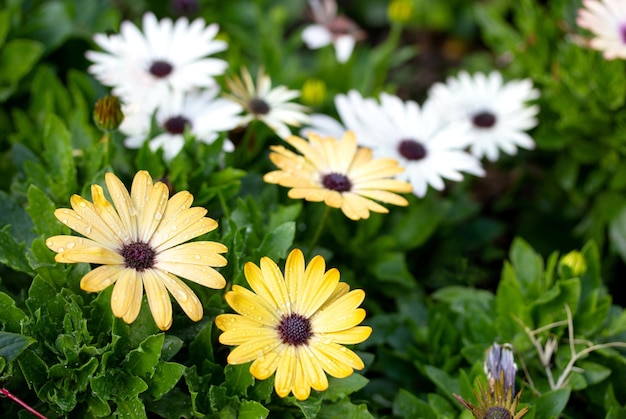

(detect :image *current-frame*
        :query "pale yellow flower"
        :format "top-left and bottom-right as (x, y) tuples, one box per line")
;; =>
(264, 131), (412, 220)
(46, 171), (227, 330)
(215, 248), (371, 400)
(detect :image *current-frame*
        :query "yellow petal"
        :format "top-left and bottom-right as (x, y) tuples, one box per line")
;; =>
(138, 182), (170, 243)
(285, 249), (305, 308)
(320, 326), (372, 345)
(215, 313), (264, 332)
(292, 357), (311, 401)
(121, 278), (143, 324)
(49, 237), (124, 265)
(356, 189), (409, 206)
(226, 336), (282, 365)
(80, 264), (125, 292)
(323, 190), (344, 209)
(142, 269), (173, 330)
(224, 285), (281, 326)
(311, 341), (364, 378)
(249, 351), (281, 380)
(152, 212), (217, 252)
(288, 188), (334, 204)
(311, 290), (366, 332)
(54, 206), (120, 249)
(156, 269), (203, 322)
(156, 241), (228, 267)
(91, 184), (130, 242)
(274, 345), (297, 398)
(299, 345), (328, 392)
(219, 325), (279, 346)
(318, 282), (350, 310)
(156, 262), (226, 289)
(159, 191), (194, 227)
(105, 172), (138, 241)
(298, 260), (340, 318)
(111, 268), (142, 319)
(244, 258), (290, 316)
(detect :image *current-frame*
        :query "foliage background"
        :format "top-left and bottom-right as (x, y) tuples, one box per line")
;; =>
(0, 0), (626, 417)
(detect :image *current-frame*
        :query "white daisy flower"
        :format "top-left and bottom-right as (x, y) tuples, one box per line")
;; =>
(224, 68), (309, 139)
(334, 90), (484, 198)
(576, 0), (626, 60)
(427, 71), (540, 162)
(301, 0), (365, 63)
(86, 12), (228, 108)
(121, 87), (243, 161)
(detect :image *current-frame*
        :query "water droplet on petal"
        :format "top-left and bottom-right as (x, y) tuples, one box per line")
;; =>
(58, 247), (65, 252)
(155, 212), (162, 220)
(66, 241), (76, 249)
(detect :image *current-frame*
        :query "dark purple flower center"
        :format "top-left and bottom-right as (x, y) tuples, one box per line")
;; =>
(398, 139), (427, 160)
(322, 172), (352, 192)
(172, 0), (199, 15)
(121, 242), (156, 271)
(164, 116), (191, 135)
(149, 60), (174, 78)
(472, 111), (497, 128)
(249, 98), (271, 115)
(621, 24), (626, 43)
(485, 406), (512, 419)
(277, 313), (312, 346)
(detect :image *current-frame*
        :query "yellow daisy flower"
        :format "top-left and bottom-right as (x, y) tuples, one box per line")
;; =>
(46, 171), (227, 330)
(215, 248), (372, 400)
(263, 131), (413, 220)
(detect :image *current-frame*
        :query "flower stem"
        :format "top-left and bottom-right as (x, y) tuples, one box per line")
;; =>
(307, 205), (330, 258)
(0, 388), (48, 419)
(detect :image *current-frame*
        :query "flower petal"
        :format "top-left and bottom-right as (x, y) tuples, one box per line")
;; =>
(111, 268), (142, 320)
(142, 269), (173, 330)
(156, 241), (227, 267)
(48, 236), (124, 265)
(249, 351), (281, 380)
(224, 285), (281, 326)
(157, 269), (203, 322)
(244, 258), (290, 315)
(320, 326), (372, 345)
(310, 341), (364, 378)
(80, 264), (125, 292)
(226, 336), (282, 365)
(156, 261), (226, 289)
(274, 345), (297, 398)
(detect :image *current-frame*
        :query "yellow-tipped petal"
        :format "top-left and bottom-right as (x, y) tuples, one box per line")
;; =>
(219, 325), (279, 346)
(245, 258), (290, 315)
(105, 172), (138, 241)
(153, 214), (217, 252)
(299, 345), (329, 392)
(143, 269), (173, 330)
(215, 313), (264, 332)
(156, 262), (226, 289)
(274, 345), (297, 398)
(224, 286), (281, 326)
(53, 206), (120, 249)
(156, 241), (228, 267)
(250, 351), (281, 380)
(111, 269), (141, 319)
(313, 341), (365, 377)
(226, 337), (282, 365)
(80, 264), (125, 292)
(285, 249), (305, 306)
(321, 326), (372, 345)
(138, 182), (170, 243)
(292, 358), (311, 401)
(121, 277), (143, 324)
(299, 261), (340, 317)
(311, 290), (366, 332)
(51, 238), (123, 265)
(157, 269), (203, 322)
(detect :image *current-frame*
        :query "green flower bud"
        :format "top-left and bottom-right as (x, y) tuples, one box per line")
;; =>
(94, 95), (124, 132)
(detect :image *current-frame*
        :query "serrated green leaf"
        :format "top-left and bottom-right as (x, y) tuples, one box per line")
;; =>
(0, 331), (35, 363)
(237, 399), (269, 419)
(115, 396), (147, 418)
(0, 190), (36, 245)
(256, 221), (295, 261)
(125, 334), (165, 379)
(90, 370), (149, 401)
(146, 361), (186, 400)
(0, 292), (27, 332)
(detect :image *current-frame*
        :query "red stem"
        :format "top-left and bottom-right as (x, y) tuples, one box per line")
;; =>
(0, 388), (48, 419)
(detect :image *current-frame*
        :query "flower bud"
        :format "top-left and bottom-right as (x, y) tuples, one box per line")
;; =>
(93, 95), (124, 132)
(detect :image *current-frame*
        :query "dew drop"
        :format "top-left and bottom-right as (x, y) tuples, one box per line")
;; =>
(84, 225), (92, 234)
(194, 254), (201, 260)
(62, 218), (69, 224)
(155, 212), (162, 220)
(58, 247), (65, 252)
(66, 241), (76, 249)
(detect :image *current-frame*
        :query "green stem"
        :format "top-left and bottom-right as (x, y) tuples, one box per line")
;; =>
(307, 205), (331, 259)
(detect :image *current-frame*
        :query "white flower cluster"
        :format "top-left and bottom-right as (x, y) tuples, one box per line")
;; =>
(303, 71), (540, 198)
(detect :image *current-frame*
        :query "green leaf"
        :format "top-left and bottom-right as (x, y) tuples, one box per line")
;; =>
(423, 365), (459, 404)
(0, 189), (37, 245)
(0, 292), (27, 332)
(125, 334), (165, 379)
(495, 264), (532, 341)
(0, 10), (9, 48)
(0, 225), (33, 274)
(392, 389), (437, 418)
(237, 399), (269, 419)
(41, 113), (77, 198)
(317, 398), (374, 418)
(90, 370), (149, 401)
(225, 363), (255, 397)
(146, 361), (186, 400)
(322, 373), (369, 402)
(509, 237), (544, 296)
(256, 221), (295, 262)
(27, 184), (64, 236)
(0, 39), (44, 84)
(115, 397), (147, 418)
(0, 331), (35, 364)
(371, 251), (415, 290)
(534, 388), (570, 419)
